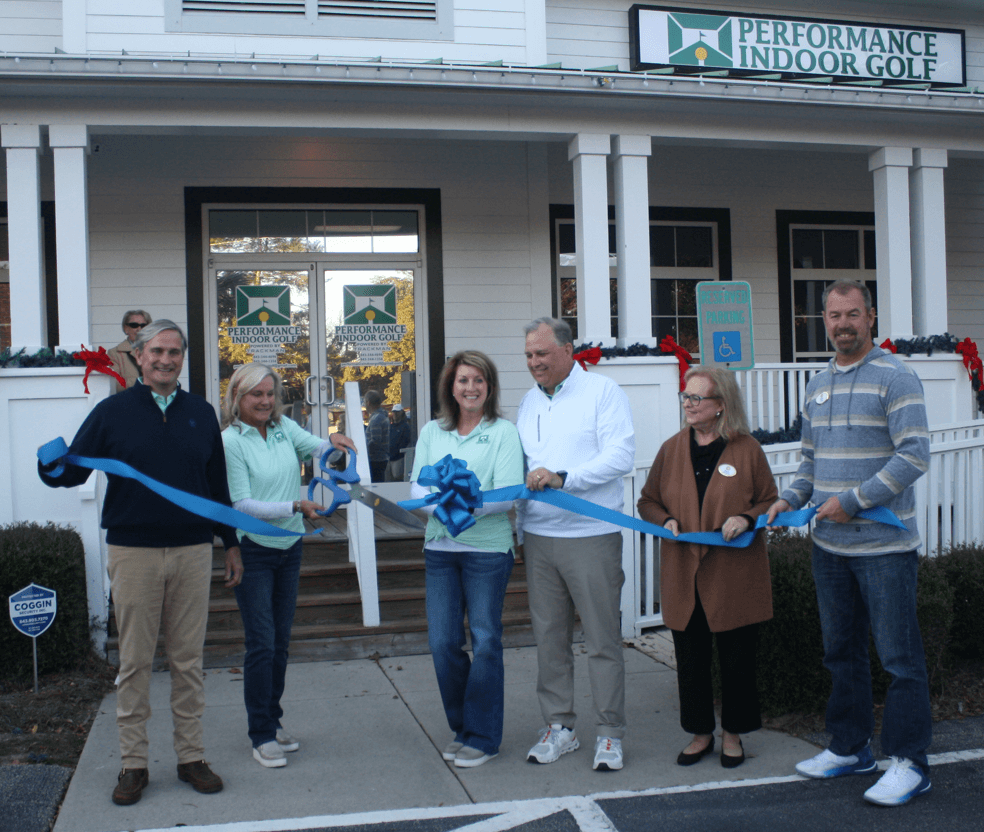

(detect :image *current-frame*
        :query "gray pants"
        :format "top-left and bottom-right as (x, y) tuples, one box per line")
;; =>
(524, 531), (626, 740)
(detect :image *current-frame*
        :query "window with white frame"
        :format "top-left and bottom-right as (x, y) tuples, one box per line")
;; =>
(554, 218), (719, 355)
(790, 225), (877, 361)
(165, 0), (453, 40)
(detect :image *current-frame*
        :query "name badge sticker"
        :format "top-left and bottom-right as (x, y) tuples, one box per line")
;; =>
(816, 391), (830, 404)
(718, 464), (737, 477)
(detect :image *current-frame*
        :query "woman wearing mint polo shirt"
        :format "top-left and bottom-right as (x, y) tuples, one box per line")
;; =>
(221, 363), (354, 770)
(409, 350), (524, 768)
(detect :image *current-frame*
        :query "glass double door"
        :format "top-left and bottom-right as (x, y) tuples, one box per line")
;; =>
(212, 260), (420, 490)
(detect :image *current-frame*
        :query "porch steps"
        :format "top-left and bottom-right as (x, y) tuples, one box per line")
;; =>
(105, 534), (535, 668)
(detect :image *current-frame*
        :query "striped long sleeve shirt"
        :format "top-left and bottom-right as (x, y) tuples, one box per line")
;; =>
(781, 347), (929, 555)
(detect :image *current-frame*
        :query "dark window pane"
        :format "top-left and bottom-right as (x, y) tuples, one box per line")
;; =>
(653, 317), (679, 341)
(823, 229), (859, 269)
(676, 280), (699, 316)
(650, 226), (675, 267)
(651, 278), (676, 315)
(677, 318), (700, 355)
(565, 317), (578, 340)
(560, 277), (577, 317)
(258, 210), (308, 238)
(864, 229), (876, 269)
(792, 229), (823, 269)
(609, 278), (618, 316)
(372, 210), (418, 252)
(558, 223), (575, 254)
(675, 227), (713, 267)
(609, 223), (617, 255)
(793, 279), (828, 317)
(210, 210), (257, 238)
(794, 316), (828, 353)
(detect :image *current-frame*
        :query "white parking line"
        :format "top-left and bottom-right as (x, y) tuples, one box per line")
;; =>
(125, 748), (984, 832)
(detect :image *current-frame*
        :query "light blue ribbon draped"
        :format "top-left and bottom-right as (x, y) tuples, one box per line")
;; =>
(37, 436), (359, 539)
(399, 454), (909, 547)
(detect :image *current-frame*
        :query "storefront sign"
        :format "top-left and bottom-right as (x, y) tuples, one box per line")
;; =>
(227, 285), (302, 365)
(696, 281), (754, 370)
(336, 285), (407, 365)
(630, 5), (965, 86)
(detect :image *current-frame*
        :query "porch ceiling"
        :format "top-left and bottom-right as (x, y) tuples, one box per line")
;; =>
(1, 57), (982, 157)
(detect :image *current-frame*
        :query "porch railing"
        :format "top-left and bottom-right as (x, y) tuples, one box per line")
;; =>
(621, 422), (984, 637)
(734, 362), (825, 434)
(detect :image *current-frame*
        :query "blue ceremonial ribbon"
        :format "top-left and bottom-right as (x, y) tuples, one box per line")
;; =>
(399, 456), (909, 547)
(38, 436), (358, 539)
(406, 454), (485, 537)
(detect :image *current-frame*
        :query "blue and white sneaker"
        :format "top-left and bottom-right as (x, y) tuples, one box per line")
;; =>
(795, 744), (877, 779)
(863, 757), (932, 806)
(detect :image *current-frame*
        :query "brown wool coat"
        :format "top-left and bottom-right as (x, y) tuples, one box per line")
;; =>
(105, 339), (141, 394)
(637, 429), (778, 633)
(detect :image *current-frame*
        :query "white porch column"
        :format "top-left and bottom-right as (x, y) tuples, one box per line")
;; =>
(868, 147), (913, 339)
(49, 125), (92, 350)
(612, 135), (654, 347)
(523, 0), (548, 66)
(568, 133), (612, 345)
(909, 148), (948, 336)
(1, 124), (46, 351)
(62, 0), (87, 54)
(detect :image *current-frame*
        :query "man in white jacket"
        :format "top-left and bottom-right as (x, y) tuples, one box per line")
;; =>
(517, 317), (635, 772)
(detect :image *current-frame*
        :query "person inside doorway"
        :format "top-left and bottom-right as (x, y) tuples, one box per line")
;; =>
(106, 309), (152, 393)
(364, 390), (389, 483)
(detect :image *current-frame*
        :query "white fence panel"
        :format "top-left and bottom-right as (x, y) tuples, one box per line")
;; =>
(734, 363), (825, 434)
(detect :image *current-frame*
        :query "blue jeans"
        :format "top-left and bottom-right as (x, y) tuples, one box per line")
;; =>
(425, 547), (514, 755)
(234, 537), (302, 748)
(812, 545), (932, 771)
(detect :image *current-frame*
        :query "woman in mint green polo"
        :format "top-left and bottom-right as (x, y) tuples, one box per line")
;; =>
(409, 350), (524, 769)
(221, 363), (353, 770)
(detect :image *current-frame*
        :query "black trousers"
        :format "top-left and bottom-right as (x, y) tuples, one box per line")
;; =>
(671, 591), (762, 735)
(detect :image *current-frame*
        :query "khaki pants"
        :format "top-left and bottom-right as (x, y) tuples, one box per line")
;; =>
(108, 543), (212, 768)
(524, 532), (626, 740)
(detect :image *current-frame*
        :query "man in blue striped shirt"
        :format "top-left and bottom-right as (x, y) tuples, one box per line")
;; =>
(767, 280), (932, 807)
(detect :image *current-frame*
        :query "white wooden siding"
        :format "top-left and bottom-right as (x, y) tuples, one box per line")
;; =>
(0, 0), (62, 53)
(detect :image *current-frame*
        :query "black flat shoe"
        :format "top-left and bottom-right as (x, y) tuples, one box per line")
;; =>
(677, 737), (715, 766)
(721, 738), (745, 769)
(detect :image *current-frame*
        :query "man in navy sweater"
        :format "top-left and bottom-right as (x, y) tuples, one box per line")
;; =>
(40, 320), (243, 806)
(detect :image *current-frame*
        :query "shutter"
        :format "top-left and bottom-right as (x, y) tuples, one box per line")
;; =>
(318, 1), (437, 21)
(183, 0), (306, 14)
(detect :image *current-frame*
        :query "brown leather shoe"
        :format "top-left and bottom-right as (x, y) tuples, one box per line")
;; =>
(112, 768), (149, 805)
(177, 760), (224, 793)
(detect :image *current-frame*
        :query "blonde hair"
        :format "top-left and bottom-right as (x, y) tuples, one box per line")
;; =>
(683, 366), (751, 442)
(222, 363), (286, 430)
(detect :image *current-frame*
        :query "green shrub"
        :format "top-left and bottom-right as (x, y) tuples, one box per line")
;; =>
(0, 523), (93, 681)
(936, 543), (984, 660)
(756, 530), (829, 716)
(755, 532), (956, 715)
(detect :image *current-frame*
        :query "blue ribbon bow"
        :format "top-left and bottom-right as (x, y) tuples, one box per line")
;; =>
(409, 455), (485, 538)
(400, 457), (909, 547)
(38, 436), (359, 539)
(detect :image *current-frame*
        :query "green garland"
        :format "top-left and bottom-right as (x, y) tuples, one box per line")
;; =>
(0, 347), (86, 369)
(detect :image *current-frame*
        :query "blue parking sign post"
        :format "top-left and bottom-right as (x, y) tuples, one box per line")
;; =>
(9, 583), (58, 693)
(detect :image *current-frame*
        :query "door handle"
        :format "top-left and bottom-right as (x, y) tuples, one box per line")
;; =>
(305, 375), (317, 405)
(321, 376), (336, 405)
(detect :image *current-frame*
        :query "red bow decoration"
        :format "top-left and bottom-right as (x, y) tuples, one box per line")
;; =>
(572, 345), (602, 370)
(956, 337), (983, 382)
(659, 335), (693, 391)
(72, 345), (127, 394)
(879, 338), (898, 354)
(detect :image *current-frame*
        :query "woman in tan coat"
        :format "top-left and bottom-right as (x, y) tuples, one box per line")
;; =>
(638, 367), (777, 769)
(106, 309), (152, 393)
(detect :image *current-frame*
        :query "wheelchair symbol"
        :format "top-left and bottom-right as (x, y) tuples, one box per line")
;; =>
(713, 331), (742, 363)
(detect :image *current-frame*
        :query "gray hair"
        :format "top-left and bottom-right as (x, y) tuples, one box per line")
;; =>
(222, 363), (286, 430)
(122, 309), (152, 329)
(822, 280), (872, 313)
(683, 366), (751, 442)
(133, 319), (188, 354)
(524, 316), (573, 346)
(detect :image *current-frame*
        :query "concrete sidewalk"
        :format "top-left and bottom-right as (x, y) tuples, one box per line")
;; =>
(52, 641), (819, 832)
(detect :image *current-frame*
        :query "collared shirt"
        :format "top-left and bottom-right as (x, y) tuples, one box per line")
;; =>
(138, 378), (178, 414)
(222, 416), (325, 549)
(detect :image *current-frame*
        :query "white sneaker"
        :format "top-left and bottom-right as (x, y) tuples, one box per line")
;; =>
(275, 728), (299, 752)
(527, 724), (579, 764)
(593, 737), (623, 771)
(863, 757), (932, 806)
(454, 745), (498, 768)
(442, 740), (463, 761)
(796, 744), (877, 779)
(253, 740), (287, 768)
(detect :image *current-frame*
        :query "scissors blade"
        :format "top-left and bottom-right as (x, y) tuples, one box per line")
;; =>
(347, 484), (427, 531)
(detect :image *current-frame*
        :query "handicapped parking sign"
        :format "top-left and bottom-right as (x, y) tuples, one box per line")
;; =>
(713, 331), (742, 363)
(9, 583), (57, 638)
(696, 281), (754, 370)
